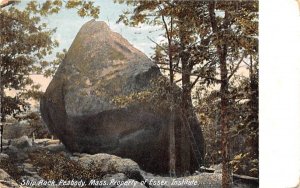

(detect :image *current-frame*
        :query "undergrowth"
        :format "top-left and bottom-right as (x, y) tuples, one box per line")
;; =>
(28, 150), (111, 181)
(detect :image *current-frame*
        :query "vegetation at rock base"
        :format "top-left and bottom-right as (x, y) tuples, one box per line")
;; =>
(0, 149), (114, 184)
(0, 157), (24, 180)
(28, 150), (107, 182)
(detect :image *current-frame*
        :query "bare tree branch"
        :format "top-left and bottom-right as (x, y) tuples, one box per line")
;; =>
(175, 78), (182, 83)
(159, 67), (221, 83)
(190, 75), (201, 89)
(147, 36), (168, 53)
(242, 60), (250, 67)
(228, 53), (246, 80)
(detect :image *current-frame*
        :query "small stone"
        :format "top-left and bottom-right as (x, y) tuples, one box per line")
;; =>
(45, 143), (66, 153)
(0, 153), (9, 160)
(22, 163), (38, 176)
(11, 136), (32, 149)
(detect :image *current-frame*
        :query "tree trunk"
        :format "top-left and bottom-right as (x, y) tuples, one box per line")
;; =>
(178, 15), (193, 174)
(0, 69), (4, 153)
(169, 108), (176, 176)
(0, 88), (3, 154)
(161, 13), (176, 176)
(181, 57), (192, 174)
(209, 3), (232, 186)
(249, 55), (258, 159)
(220, 47), (231, 188)
(0, 70), (5, 123)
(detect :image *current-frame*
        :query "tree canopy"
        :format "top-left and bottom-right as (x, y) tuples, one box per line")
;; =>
(0, 0), (100, 120)
(116, 0), (258, 185)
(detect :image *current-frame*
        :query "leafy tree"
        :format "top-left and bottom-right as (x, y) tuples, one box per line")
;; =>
(205, 2), (258, 186)
(230, 55), (258, 177)
(116, 1), (258, 185)
(115, 0), (210, 175)
(195, 65), (258, 178)
(0, 1), (99, 123)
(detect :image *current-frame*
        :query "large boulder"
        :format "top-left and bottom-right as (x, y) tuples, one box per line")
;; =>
(40, 20), (204, 175)
(71, 153), (143, 181)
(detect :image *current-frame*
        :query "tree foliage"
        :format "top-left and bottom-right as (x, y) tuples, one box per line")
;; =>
(0, 1), (99, 120)
(116, 0), (258, 183)
(196, 62), (258, 177)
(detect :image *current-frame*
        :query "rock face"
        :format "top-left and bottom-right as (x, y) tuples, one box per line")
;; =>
(40, 20), (204, 174)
